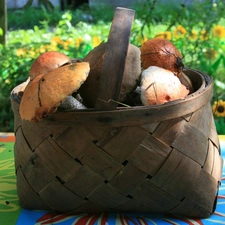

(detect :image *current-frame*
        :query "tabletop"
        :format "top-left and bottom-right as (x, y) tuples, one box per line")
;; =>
(0, 133), (225, 225)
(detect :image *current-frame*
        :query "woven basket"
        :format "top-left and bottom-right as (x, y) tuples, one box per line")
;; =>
(11, 8), (223, 218)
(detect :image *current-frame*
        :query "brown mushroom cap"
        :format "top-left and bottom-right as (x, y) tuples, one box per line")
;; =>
(30, 51), (71, 80)
(20, 62), (90, 122)
(79, 42), (141, 108)
(140, 38), (183, 76)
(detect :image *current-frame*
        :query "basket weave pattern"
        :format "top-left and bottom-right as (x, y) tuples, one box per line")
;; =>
(12, 90), (222, 218)
(11, 8), (223, 218)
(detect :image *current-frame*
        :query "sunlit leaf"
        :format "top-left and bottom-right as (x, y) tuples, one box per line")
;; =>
(222, 55), (225, 67)
(212, 55), (223, 72)
(34, 25), (39, 33)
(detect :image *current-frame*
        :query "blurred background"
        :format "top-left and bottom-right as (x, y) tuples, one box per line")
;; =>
(1, 0), (225, 133)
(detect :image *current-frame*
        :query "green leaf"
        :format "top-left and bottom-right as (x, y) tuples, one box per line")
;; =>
(212, 56), (222, 72)
(34, 25), (39, 33)
(222, 55), (225, 67)
(0, 28), (3, 36)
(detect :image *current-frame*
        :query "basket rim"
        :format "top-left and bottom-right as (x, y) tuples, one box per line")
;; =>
(11, 68), (213, 127)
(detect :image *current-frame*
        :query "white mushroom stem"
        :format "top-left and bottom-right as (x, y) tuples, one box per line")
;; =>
(59, 96), (87, 110)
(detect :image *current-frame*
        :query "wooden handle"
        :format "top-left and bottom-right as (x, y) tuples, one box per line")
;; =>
(94, 7), (135, 111)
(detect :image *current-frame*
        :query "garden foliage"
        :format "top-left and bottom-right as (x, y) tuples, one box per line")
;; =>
(1, 0), (225, 133)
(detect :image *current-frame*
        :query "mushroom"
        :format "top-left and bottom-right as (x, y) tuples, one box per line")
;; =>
(29, 51), (71, 80)
(140, 38), (194, 94)
(58, 95), (87, 111)
(140, 66), (189, 105)
(19, 62), (90, 122)
(140, 38), (184, 77)
(79, 42), (142, 108)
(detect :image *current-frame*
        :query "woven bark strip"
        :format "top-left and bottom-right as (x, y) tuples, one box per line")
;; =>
(10, 7), (223, 218)
(11, 68), (223, 218)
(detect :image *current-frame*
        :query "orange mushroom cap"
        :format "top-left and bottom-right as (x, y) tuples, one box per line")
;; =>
(20, 62), (90, 122)
(30, 51), (71, 80)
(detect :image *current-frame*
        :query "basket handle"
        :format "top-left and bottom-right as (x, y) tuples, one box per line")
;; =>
(94, 7), (135, 111)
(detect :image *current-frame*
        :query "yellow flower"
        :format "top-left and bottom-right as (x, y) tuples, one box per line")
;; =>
(63, 44), (69, 50)
(174, 25), (187, 38)
(29, 50), (36, 58)
(142, 36), (148, 44)
(212, 100), (225, 117)
(51, 36), (63, 46)
(155, 31), (172, 40)
(200, 30), (209, 40)
(204, 48), (216, 59)
(62, 39), (74, 50)
(5, 79), (10, 84)
(39, 45), (47, 53)
(92, 36), (101, 47)
(49, 44), (57, 51)
(189, 30), (197, 40)
(213, 25), (225, 38)
(136, 35), (148, 45)
(66, 39), (74, 45)
(75, 37), (84, 48)
(16, 48), (26, 57)
(35, 48), (41, 54)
